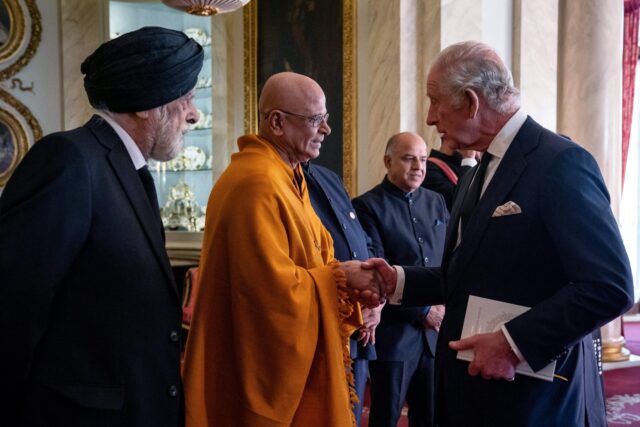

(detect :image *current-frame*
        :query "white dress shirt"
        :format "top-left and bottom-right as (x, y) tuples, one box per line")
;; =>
(96, 111), (147, 170)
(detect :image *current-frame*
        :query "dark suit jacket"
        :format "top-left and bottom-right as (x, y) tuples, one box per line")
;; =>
(303, 162), (376, 360)
(0, 116), (184, 427)
(352, 177), (448, 361)
(422, 149), (472, 210)
(402, 117), (634, 426)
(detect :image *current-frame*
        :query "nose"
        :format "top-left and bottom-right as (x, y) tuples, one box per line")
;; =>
(186, 103), (199, 125)
(426, 105), (437, 126)
(319, 119), (331, 136)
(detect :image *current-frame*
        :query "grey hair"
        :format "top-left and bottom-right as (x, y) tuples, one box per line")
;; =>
(432, 41), (520, 115)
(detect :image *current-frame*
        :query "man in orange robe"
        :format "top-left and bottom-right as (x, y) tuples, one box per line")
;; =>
(182, 72), (377, 426)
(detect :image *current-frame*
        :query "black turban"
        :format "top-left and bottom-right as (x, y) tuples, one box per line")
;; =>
(81, 26), (204, 113)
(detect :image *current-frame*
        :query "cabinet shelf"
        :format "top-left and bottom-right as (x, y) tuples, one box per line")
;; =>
(187, 127), (212, 134)
(151, 168), (212, 174)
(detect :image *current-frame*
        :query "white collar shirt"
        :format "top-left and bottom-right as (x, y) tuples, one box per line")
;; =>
(96, 111), (147, 170)
(481, 108), (528, 196)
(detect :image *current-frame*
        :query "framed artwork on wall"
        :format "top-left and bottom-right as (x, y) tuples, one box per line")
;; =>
(0, 0), (41, 80)
(243, 0), (357, 195)
(0, 0), (41, 188)
(0, 87), (42, 187)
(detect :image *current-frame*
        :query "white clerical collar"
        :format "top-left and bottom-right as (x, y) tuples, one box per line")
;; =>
(486, 108), (528, 160)
(95, 111), (147, 170)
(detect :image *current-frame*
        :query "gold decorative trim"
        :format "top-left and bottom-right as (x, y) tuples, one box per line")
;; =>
(0, 87), (41, 186)
(602, 336), (631, 363)
(0, 1), (25, 62)
(243, 0), (357, 194)
(243, 0), (257, 134)
(342, 0), (356, 196)
(0, 0), (42, 81)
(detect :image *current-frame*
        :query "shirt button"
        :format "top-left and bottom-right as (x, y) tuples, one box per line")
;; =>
(168, 385), (178, 397)
(349, 211), (356, 219)
(170, 330), (179, 342)
(418, 237), (423, 243)
(424, 257), (429, 264)
(412, 217), (417, 223)
(352, 251), (358, 258)
(409, 199), (414, 205)
(342, 223), (348, 230)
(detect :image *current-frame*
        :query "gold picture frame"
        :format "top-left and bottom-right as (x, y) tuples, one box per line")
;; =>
(243, 0), (357, 195)
(0, 0), (42, 81)
(0, 87), (41, 186)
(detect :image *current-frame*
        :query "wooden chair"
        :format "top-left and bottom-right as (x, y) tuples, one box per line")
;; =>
(181, 267), (200, 348)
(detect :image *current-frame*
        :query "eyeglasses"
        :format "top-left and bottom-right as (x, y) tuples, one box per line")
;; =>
(269, 109), (330, 128)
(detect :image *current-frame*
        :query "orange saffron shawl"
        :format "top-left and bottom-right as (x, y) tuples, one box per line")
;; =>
(182, 134), (361, 426)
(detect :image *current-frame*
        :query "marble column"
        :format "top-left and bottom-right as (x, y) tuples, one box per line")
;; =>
(557, 0), (622, 215)
(512, 0), (558, 131)
(60, 0), (106, 130)
(358, 0), (485, 193)
(357, 0), (401, 193)
(557, 0), (627, 362)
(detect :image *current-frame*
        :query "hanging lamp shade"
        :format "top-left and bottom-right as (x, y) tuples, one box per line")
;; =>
(161, 0), (251, 16)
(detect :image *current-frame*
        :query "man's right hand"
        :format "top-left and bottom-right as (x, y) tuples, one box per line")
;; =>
(340, 261), (385, 308)
(424, 304), (445, 332)
(361, 258), (397, 296)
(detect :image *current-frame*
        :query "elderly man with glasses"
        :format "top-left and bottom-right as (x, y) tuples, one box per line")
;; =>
(182, 72), (382, 427)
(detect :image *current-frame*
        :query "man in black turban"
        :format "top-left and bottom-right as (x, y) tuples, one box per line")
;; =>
(0, 26), (203, 427)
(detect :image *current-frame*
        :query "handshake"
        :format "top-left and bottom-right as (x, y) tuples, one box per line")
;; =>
(340, 258), (398, 308)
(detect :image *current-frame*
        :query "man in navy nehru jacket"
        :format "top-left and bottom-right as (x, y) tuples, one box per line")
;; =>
(352, 132), (448, 427)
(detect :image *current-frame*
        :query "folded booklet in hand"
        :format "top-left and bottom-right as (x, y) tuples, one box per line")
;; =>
(457, 295), (556, 382)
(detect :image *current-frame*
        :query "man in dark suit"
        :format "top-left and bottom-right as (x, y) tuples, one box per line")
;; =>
(352, 132), (448, 427)
(0, 27), (203, 426)
(352, 41), (634, 426)
(422, 137), (476, 210)
(303, 162), (380, 426)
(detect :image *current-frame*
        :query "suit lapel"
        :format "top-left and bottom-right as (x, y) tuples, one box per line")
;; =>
(445, 117), (542, 298)
(86, 116), (179, 302)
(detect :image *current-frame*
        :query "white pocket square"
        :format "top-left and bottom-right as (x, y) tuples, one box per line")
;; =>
(492, 201), (522, 217)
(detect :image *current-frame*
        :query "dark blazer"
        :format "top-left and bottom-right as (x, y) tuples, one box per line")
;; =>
(352, 177), (448, 360)
(303, 162), (376, 360)
(0, 116), (184, 427)
(422, 149), (472, 210)
(402, 117), (634, 426)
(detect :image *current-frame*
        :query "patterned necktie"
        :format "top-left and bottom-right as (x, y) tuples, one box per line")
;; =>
(138, 165), (165, 241)
(459, 153), (493, 236)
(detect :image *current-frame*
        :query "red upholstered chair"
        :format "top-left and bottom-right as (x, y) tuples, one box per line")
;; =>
(182, 267), (200, 330)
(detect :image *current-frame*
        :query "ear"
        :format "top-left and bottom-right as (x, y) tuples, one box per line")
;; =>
(384, 154), (391, 170)
(464, 88), (480, 118)
(268, 111), (285, 136)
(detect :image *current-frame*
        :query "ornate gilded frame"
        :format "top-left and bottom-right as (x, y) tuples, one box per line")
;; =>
(0, 0), (41, 81)
(0, 87), (42, 186)
(243, 0), (357, 195)
(0, 0), (42, 187)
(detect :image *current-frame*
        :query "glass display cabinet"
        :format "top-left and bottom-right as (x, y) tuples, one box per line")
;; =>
(108, 0), (244, 262)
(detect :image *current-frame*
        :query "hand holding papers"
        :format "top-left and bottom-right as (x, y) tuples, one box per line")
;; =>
(453, 295), (556, 382)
